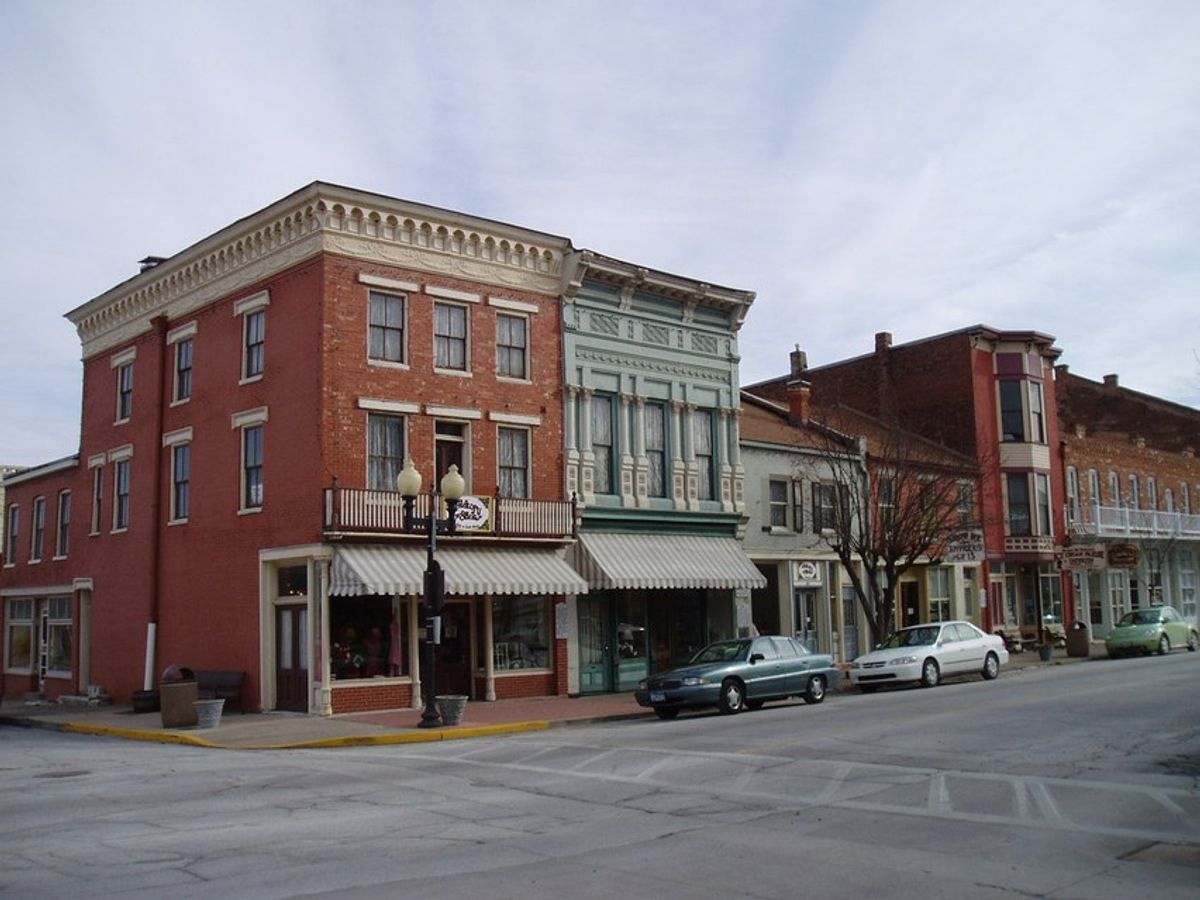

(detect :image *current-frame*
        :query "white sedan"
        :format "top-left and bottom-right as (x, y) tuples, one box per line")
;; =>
(849, 621), (1009, 692)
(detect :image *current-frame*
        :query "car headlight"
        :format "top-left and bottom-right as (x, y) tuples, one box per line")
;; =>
(680, 676), (709, 686)
(850, 661), (861, 669)
(889, 656), (918, 666)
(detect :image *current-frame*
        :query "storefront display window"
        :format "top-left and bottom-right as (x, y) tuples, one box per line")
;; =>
(6, 598), (33, 671)
(491, 596), (550, 670)
(46, 596), (72, 673)
(331, 596), (408, 679)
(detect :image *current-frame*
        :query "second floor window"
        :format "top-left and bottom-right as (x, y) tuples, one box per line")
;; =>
(367, 414), (405, 491)
(957, 481), (974, 526)
(812, 483), (837, 532)
(172, 444), (190, 522)
(116, 362), (134, 421)
(1087, 469), (1100, 506)
(369, 291), (405, 363)
(114, 460), (131, 531)
(592, 394), (614, 494)
(243, 425), (264, 510)
(999, 381), (1024, 442)
(1035, 473), (1051, 536)
(1129, 475), (1141, 510)
(90, 466), (103, 535)
(1028, 382), (1045, 443)
(693, 409), (715, 501)
(4, 505), (18, 564)
(1007, 473), (1031, 536)
(56, 491), (71, 557)
(496, 314), (528, 379)
(768, 479), (788, 528)
(434, 302), (468, 370)
(1066, 467), (1080, 520)
(244, 310), (265, 379)
(498, 427), (530, 498)
(1109, 471), (1120, 507)
(174, 338), (193, 402)
(30, 497), (45, 562)
(645, 402), (667, 498)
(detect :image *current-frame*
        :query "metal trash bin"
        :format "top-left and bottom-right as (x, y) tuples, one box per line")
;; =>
(1066, 620), (1091, 658)
(160, 665), (198, 728)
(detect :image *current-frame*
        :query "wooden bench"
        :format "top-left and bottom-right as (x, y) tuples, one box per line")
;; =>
(195, 670), (246, 713)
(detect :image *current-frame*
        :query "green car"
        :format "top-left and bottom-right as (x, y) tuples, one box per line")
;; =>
(1105, 606), (1199, 658)
(635, 636), (841, 720)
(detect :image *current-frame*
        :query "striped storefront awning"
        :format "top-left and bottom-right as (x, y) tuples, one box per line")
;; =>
(574, 533), (767, 591)
(330, 544), (589, 597)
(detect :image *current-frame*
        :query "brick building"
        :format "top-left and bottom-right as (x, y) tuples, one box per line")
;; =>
(1056, 368), (1200, 634)
(2, 183), (593, 714)
(747, 327), (1066, 642)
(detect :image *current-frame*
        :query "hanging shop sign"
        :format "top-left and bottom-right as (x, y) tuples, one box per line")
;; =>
(793, 560), (823, 587)
(1105, 543), (1140, 569)
(452, 496), (492, 531)
(1058, 546), (1106, 571)
(943, 528), (985, 563)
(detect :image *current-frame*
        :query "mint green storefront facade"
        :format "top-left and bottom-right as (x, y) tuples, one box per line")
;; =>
(560, 251), (765, 694)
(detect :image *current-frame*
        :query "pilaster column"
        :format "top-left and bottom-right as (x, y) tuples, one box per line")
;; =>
(619, 393), (635, 504)
(579, 388), (596, 502)
(670, 399), (686, 509)
(484, 595), (496, 701)
(633, 396), (648, 506)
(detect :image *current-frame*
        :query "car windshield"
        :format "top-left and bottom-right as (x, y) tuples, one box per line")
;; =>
(690, 640), (750, 664)
(1118, 610), (1162, 626)
(881, 626), (940, 649)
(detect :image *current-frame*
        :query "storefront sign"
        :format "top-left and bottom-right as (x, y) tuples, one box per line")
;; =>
(793, 560), (823, 587)
(1059, 546), (1106, 571)
(1106, 543), (1140, 569)
(944, 529), (985, 563)
(452, 496), (492, 531)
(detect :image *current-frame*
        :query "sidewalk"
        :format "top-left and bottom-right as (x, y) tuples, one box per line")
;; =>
(0, 644), (1097, 751)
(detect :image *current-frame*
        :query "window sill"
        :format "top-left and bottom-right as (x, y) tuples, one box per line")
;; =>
(238, 507), (263, 516)
(4, 667), (32, 676)
(27, 558), (41, 565)
(496, 375), (532, 385)
(490, 667), (553, 677)
(239, 374), (264, 386)
(52, 555), (68, 562)
(110, 527), (128, 535)
(367, 359), (410, 371)
(113, 418), (130, 427)
(168, 518), (188, 527)
(434, 368), (473, 378)
(330, 675), (413, 687)
(170, 398), (191, 408)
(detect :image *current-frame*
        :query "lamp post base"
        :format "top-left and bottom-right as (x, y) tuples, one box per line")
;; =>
(417, 705), (442, 728)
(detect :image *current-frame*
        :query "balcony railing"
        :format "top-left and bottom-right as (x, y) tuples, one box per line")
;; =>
(324, 486), (578, 539)
(1066, 503), (1200, 541)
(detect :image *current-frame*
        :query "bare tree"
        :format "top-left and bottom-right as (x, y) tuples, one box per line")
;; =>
(804, 404), (981, 647)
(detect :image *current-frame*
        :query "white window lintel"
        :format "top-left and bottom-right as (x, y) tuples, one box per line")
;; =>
(162, 427), (194, 447)
(359, 273), (419, 293)
(357, 398), (420, 415)
(231, 406), (269, 429)
(233, 290), (270, 316)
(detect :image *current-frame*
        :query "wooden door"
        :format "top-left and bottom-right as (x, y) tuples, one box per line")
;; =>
(435, 601), (472, 696)
(901, 582), (921, 628)
(275, 605), (308, 712)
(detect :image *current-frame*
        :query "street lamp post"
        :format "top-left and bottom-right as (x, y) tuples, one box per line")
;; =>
(397, 457), (466, 728)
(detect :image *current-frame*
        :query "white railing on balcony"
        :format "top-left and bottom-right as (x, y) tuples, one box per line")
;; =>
(324, 487), (577, 539)
(1067, 503), (1200, 541)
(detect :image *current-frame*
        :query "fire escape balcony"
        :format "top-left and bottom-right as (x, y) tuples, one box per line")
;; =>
(323, 486), (578, 540)
(1066, 504), (1200, 542)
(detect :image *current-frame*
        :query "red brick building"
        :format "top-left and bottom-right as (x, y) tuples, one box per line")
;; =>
(1, 183), (589, 714)
(1056, 368), (1200, 634)
(747, 327), (1067, 641)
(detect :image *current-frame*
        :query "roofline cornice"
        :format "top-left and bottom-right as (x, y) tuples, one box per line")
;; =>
(65, 182), (575, 359)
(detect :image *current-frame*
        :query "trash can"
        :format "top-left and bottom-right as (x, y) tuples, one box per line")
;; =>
(160, 665), (198, 728)
(1066, 620), (1091, 658)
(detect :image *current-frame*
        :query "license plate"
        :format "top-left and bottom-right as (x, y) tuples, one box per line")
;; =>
(650, 691), (666, 703)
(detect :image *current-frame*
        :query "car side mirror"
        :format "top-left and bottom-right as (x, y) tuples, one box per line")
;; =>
(750, 653), (765, 664)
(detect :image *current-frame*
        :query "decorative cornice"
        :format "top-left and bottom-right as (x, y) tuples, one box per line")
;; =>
(575, 346), (733, 385)
(66, 183), (571, 360)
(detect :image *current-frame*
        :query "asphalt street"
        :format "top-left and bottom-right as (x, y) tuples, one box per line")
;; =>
(1, 652), (1197, 899)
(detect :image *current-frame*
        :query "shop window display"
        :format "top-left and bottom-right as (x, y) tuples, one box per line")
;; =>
(491, 596), (550, 670)
(331, 596), (409, 679)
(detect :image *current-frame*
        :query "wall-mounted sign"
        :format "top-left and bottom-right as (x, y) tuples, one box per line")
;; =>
(944, 528), (985, 563)
(793, 560), (823, 586)
(1059, 546), (1106, 571)
(452, 496), (492, 531)
(1106, 543), (1140, 569)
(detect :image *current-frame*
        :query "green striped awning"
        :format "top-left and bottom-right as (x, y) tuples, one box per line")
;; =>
(574, 533), (766, 591)
(331, 544), (589, 597)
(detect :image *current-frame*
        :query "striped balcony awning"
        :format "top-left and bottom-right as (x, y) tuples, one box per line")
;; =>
(574, 533), (767, 591)
(331, 544), (589, 597)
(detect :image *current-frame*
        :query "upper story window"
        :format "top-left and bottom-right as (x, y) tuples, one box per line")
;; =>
(1147, 477), (1158, 510)
(434, 420), (469, 487)
(434, 302), (468, 371)
(1006, 473), (1031, 536)
(30, 496), (45, 562)
(116, 362), (134, 422)
(498, 426), (530, 498)
(645, 401), (667, 498)
(999, 381), (1025, 442)
(768, 479), (789, 528)
(1087, 469), (1100, 507)
(496, 314), (528, 380)
(812, 483), (837, 533)
(998, 379), (1047, 444)
(956, 481), (974, 527)
(367, 413), (405, 491)
(1182, 483), (1191, 515)
(591, 393), (615, 495)
(4, 504), (18, 566)
(113, 458), (131, 532)
(55, 491), (70, 558)
(693, 408), (716, 501)
(174, 337), (194, 403)
(171, 444), (191, 523)
(1035, 473), (1051, 536)
(1066, 467), (1080, 521)
(235, 292), (270, 383)
(1108, 471), (1121, 507)
(243, 424), (264, 511)
(1164, 489), (1175, 513)
(877, 475), (897, 528)
(1028, 382), (1045, 443)
(1129, 474), (1141, 510)
(369, 291), (406, 364)
(90, 463), (104, 535)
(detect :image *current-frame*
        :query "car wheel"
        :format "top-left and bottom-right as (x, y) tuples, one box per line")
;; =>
(803, 675), (826, 704)
(744, 699), (765, 711)
(654, 707), (679, 720)
(1188, 631), (1198, 652)
(718, 678), (745, 714)
(981, 652), (1000, 680)
(1158, 635), (1170, 655)
(920, 658), (940, 688)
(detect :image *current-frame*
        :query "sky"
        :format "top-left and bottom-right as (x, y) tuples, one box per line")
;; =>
(1, 0), (1197, 466)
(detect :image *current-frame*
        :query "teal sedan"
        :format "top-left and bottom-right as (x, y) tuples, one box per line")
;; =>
(1105, 606), (1199, 658)
(635, 636), (840, 720)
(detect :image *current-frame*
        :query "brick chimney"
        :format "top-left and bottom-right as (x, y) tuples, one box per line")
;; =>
(1103, 373), (1119, 389)
(790, 346), (807, 379)
(786, 379), (812, 423)
(875, 331), (892, 354)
